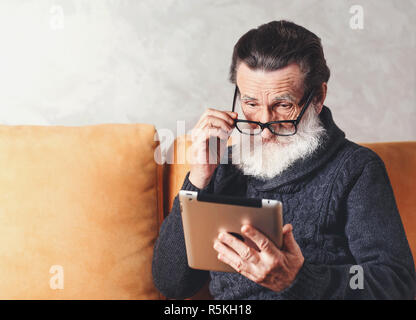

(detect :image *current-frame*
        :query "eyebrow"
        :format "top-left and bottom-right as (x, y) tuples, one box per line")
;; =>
(241, 94), (297, 103)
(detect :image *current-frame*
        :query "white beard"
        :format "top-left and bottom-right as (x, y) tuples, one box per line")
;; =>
(231, 104), (328, 181)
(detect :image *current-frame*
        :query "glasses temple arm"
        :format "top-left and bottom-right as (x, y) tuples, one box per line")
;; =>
(232, 85), (238, 113)
(296, 89), (316, 124)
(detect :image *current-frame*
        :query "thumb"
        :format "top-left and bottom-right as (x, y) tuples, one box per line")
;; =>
(282, 224), (298, 252)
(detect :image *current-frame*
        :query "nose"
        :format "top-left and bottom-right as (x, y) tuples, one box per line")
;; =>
(259, 107), (275, 140)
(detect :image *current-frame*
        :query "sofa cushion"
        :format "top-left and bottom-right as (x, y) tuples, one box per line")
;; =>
(0, 124), (161, 299)
(361, 141), (416, 263)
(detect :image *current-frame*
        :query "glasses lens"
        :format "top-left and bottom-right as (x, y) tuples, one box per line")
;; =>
(268, 122), (296, 136)
(236, 122), (262, 135)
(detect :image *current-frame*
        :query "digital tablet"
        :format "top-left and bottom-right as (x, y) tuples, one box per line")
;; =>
(179, 190), (283, 273)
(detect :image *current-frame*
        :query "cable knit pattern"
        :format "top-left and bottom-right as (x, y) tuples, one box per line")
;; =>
(152, 106), (415, 300)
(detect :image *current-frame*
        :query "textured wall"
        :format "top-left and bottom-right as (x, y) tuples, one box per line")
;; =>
(0, 0), (414, 143)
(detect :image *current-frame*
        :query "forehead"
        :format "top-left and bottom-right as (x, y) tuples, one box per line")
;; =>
(235, 62), (304, 97)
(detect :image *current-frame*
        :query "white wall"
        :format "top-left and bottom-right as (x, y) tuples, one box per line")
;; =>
(0, 0), (415, 143)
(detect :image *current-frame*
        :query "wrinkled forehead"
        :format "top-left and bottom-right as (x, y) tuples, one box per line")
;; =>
(235, 62), (305, 101)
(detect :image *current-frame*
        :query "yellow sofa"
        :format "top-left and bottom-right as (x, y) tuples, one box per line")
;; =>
(0, 124), (414, 299)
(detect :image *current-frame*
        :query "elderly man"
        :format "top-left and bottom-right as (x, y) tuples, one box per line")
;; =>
(152, 20), (415, 299)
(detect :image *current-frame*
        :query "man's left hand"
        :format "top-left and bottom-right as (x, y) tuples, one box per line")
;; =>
(213, 224), (304, 292)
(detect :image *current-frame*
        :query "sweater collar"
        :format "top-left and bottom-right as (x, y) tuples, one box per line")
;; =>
(247, 105), (346, 192)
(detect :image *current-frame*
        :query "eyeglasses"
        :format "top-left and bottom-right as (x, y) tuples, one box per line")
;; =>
(231, 85), (315, 136)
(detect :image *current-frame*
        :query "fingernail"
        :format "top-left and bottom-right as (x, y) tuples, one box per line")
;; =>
(241, 225), (250, 233)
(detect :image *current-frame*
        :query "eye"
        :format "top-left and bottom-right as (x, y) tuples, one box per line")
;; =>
(245, 102), (258, 108)
(274, 102), (293, 110)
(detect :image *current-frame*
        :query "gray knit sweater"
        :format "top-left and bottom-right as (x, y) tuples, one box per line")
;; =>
(152, 106), (416, 300)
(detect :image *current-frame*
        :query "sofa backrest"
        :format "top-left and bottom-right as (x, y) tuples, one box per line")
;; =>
(0, 124), (163, 299)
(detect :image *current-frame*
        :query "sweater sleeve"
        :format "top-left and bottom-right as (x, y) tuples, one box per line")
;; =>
(276, 159), (416, 300)
(151, 172), (210, 299)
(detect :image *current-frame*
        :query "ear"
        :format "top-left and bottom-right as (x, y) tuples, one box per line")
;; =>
(314, 82), (327, 114)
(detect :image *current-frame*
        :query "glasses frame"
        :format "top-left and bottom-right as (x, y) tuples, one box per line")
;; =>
(231, 85), (316, 136)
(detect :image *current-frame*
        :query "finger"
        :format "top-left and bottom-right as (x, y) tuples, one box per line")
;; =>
(219, 255), (258, 281)
(199, 111), (232, 128)
(191, 126), (230, 143)
(195, 109), (237, 131)
(282, 223), (292, 235)
(206, 127), (231, 141)
(213, 239), (242, 262)
(214, 240), (246, 272)
(205, 109), (237, 126)
(227, 111), (238, 119)
(201, 116), (233, 132)
(217, 232), (246, 255)
(282, 224), (299, 252)
(217, 232), (259, 263)
(214, 242), (257, 278)
(241, 225), (278, 256)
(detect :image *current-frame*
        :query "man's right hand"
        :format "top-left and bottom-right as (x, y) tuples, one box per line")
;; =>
(188, 108), (237, 189)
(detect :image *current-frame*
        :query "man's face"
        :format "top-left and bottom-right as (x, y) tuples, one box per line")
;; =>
(235, 62), (306, 143)
(233, 62), (328, 180)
